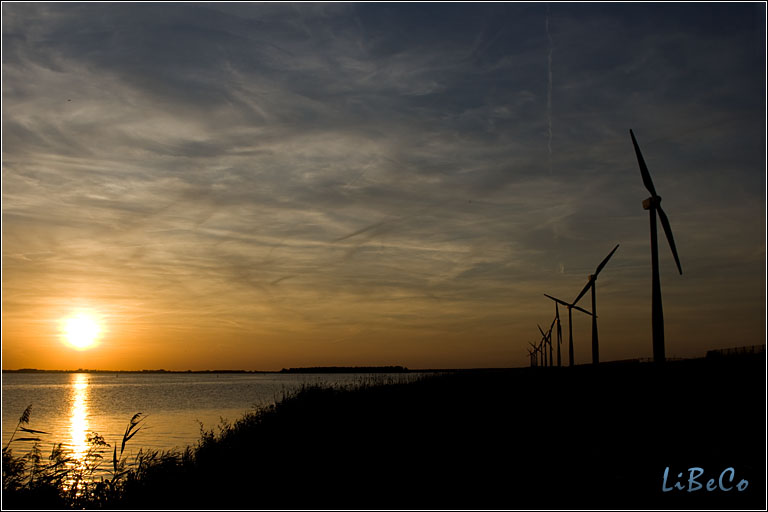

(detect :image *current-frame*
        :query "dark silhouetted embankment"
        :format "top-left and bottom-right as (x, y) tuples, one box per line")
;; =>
(3, 354), (764, 509)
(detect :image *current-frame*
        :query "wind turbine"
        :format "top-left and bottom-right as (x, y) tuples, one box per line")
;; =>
(534, 330), (548, 367)
(538, 317), (556, 367)
(630, 129), (683, 364)
(553, 302), (563, 367)
(537, 336), (546, 368)
(544, 294), (594, 367)
(542, 305), (564, 367)
(528, 341), (540, 367)
(572, 244), (620, 365)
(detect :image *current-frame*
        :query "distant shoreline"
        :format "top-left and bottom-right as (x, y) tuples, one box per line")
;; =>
(4, 350), (762, 374)
(2, 368), (269, 374)
(2, 365), (419, 374)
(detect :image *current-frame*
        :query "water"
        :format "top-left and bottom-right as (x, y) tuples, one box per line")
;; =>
(2, 372), (419, 466)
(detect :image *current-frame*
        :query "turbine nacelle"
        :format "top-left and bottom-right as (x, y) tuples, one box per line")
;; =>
(642, 195), (661, 210)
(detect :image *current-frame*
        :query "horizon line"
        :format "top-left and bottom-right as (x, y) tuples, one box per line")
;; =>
(3, 353), (744, 374)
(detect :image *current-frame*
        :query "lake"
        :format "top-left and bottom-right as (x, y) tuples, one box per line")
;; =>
(2, 372), (420, 469)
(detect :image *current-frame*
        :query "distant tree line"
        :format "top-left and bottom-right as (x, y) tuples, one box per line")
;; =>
(279, 366), (409, 374)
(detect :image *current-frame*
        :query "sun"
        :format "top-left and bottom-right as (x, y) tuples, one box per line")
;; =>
(61, 313), (102, 350)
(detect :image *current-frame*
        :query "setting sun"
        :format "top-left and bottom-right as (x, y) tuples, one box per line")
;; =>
(61, 313), (102, 350)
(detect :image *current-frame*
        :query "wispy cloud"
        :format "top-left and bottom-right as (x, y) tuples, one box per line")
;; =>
(2, 3), (764, 369)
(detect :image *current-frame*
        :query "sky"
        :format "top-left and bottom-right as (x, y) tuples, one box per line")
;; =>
(2, 2), (765, 371)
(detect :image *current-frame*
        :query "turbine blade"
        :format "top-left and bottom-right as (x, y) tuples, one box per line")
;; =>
(657, 204), (683, 275)
(630, 129), (657, 197)
(548, 316), (556, 334)
(595, 244), (620, 276)
(538, 324), (546, 337)
(544, 294), (568, 307)
(546, 293), (591, 313)
(573, 279), (592, 305)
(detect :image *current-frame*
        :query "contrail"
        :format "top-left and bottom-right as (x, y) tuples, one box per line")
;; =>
(546, 3), (553, 173)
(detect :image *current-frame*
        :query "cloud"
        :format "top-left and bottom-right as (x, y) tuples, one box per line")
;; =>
(2, 3), (764, 368)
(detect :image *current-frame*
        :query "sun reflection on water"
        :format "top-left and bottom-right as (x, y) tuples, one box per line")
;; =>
(68, 373), (90, 464)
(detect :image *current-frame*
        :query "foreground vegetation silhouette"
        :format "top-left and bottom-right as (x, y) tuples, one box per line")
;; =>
(2, 354), (764, 509)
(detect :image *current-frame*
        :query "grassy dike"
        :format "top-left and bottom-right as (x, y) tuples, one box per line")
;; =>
(3, 354), (765, 510)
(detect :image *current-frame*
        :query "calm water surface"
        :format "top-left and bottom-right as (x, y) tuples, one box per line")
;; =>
(2, 372), (419, 464)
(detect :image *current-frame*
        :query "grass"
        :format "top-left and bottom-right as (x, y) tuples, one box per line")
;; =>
(2, 356), (765, 509)
(3, 406), (173, 509)
(1, 375), (425, 509)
